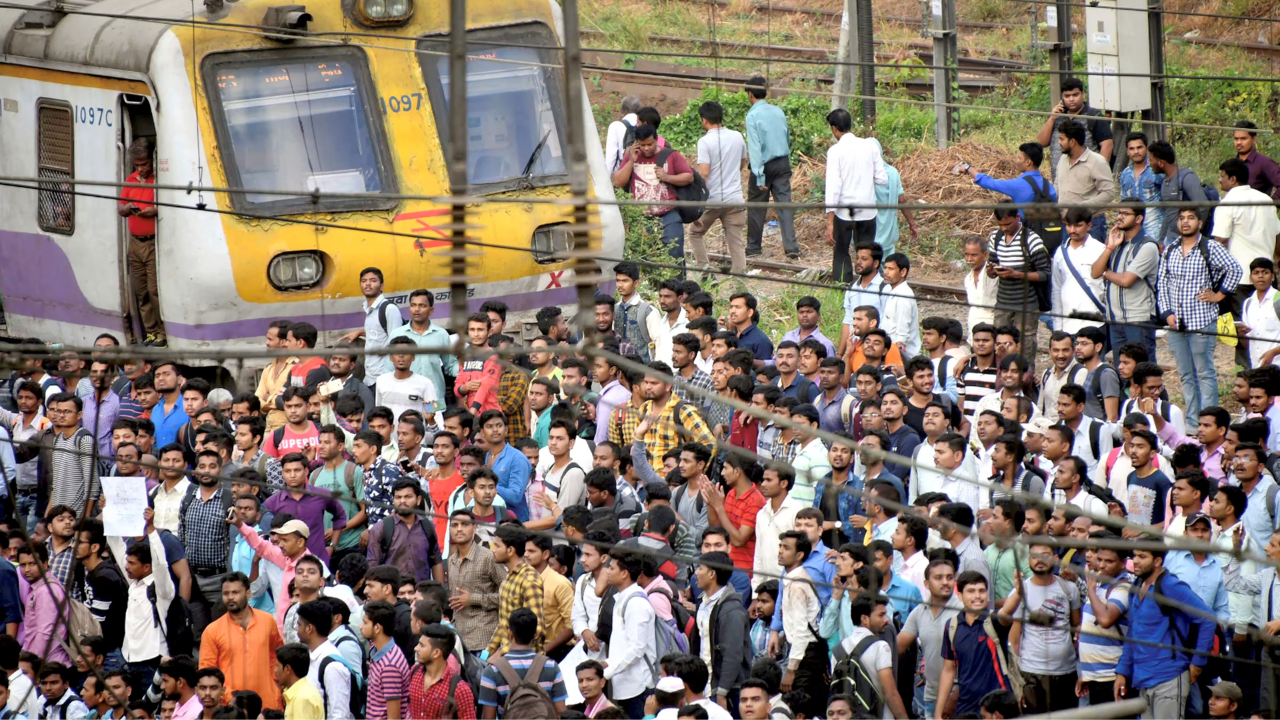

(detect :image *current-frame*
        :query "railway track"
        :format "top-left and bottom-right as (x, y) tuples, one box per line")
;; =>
(706, 252), (966, 300)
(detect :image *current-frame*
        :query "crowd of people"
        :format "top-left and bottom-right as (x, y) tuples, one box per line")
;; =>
(0, 74), (1276, 720)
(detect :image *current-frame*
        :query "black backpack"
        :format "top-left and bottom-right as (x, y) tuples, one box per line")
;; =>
(1174, 168), (1221, 238)
(830, 635), (884, 718)
(656, 148), (709, 224)
(318, 655), (366, 718)
(1021, 175), (1063, 256)
(147, 584), (195, 658)
(620, 120), (637, 161)
(1013, 225), (1052, 313)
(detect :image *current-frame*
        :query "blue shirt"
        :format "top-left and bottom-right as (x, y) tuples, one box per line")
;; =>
(736, 324), (774, 362)
(770, 540), (835, 632)
(150, 396), (187, 448)
(489, 443), (532, 521)
(386, 322), (457, 413)
(875, 164), (906, 253)
(1116, 570), (1216, 689)
(774, 374), (816, 403)
(814, 388), (850, 436)
(941, 614), (1011, 715)
(232, 526), (276, 613)
(973, 170), (1057, 217)
(745, 100), (790, 186)
(886, 573), (923, 625)
(814, 473), (860, 544)
(842, 273), (887, 324)
(1164, 550), (1230, 624)
(1119, 162), (1165, 241)
(779, 327), (837, 359)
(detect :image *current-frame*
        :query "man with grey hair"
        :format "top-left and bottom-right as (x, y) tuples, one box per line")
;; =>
(605, 94), (642, 174)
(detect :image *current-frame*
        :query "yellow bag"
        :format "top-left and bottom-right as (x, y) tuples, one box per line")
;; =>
(1219, 312), (1238, 347)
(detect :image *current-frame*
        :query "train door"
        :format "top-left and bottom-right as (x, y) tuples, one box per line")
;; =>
(117, 93), (155, 344)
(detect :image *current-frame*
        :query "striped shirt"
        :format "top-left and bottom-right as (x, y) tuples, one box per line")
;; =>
(478, 650), (568, 714)
(956, 358), (999, 420)
(986, 226), (1051, 310)
(50, 429), (99, 515)
(1078, 579), (1130, 681)
(366, 640), (411, 720)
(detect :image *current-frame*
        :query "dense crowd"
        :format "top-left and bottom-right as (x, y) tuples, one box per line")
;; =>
(0, 74), (1278, 720)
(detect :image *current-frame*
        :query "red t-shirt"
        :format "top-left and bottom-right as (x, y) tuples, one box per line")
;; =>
(724, 484), (765, 571)
(430, 471), (464, 546)
(628, 149), (693, 216)
(263, 421), (320, 459)
(121, 171), (156, 237)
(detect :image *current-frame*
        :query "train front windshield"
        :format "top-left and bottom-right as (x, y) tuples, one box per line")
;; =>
(207, 48), (396, 214)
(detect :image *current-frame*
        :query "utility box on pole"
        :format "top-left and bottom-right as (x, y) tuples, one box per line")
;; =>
(1085, 0), (1151, 112)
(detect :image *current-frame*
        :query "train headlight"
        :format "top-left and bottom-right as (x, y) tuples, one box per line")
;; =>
(532, 224), (571, 263)
(268, 252), (324, 290)
(355, 0), (412, 25)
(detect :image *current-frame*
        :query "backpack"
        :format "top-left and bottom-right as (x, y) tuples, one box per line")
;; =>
(830, 635), (884, 718)
(946, 615), (1025, 702)
(1266, 483), (1280, 531)
(1021, 175), (1063, 256)
(1193, 234), (1234, 316)
(672, 482), (706, 517)
(62, 597), (103, 646)
(648, 585), (696, 645)
(147, 583), (195, 658)
(375, 298), (402, 335)
(331, 633), (368, 685)
(1175, 168), (1221, 238)
(380, 513), (433, 558)
(490, 655), (559, 719)
(1012, 225), (1052, 313)
(318, 655), (366, 718)
(310, 462), (358, 500)
(542, 462), (583, 498)
(621, 592), (680, 681)
(618, 120), (637, 167)
(1086, 363), (1118, 413)
(655, 148), (710, 224)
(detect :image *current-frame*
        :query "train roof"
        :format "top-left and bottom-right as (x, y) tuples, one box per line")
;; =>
(0, 0), (195, 75)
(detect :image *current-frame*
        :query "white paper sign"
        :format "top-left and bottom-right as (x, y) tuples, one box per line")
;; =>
(931, 0), (942, 16)
(101, 477), (148, 537)
(1046, 6), (1057, 25)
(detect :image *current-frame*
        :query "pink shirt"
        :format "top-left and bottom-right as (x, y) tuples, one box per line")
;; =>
(237, 524), (315, 635)
(172, 693), (203, 720)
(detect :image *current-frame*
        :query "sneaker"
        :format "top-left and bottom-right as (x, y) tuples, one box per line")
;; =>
(1155, 328), (1168, 339)
(786, 253), (801, 262)
(745, 249), (763, 258)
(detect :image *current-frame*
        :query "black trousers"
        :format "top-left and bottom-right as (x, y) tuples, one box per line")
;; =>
(832, 217), (876, 284)
(792, 640), (831, 718)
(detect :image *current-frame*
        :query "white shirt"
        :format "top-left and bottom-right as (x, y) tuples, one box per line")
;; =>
(1243, 286), (1280, 369)
(1214, 183), (1280, 270)
(375, 372), (438, 424)
(881, 282), (921, 358)
(537, 437), (595, 478)
(605, 113), (639, 174)
(963, 264), (998, 339)
(604, 583), (657, 701)
(697, 128), (747, 202)
(107, 531), (174, 663)
(150, 478), (191, 534)
(938, 454), (984, 510)
(909, 439), (944, 503)
(656, 700), (734, 720)
(901, 550), (929, 600)
(695, 351), (714, 375)
(1051, 238), (1108, 335)
(363, 294), (403, 386)
(571, 572), (605, 639)
(651, 308), (689, 369)
(836, 627), (895, 720)
(781, 565), (822, 667)
(824, 132), (887, 222)
(308, 640), (353, 720)
(8, 668), (38, 719)
(752, 493), (807, 589)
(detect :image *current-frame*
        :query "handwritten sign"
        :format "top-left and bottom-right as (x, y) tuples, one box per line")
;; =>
(101, 477), (148, 537)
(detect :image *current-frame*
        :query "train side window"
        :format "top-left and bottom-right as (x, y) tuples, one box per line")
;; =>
(36, 100), (75, 234)
(418, 23), (568, 192)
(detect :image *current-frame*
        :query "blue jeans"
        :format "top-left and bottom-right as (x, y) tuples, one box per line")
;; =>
(15, 492), (36, 535)
(1109, 319), (1158, 366)
(914, 697), (936, 719)
(1165, 326), (1218, 431)
(618, 690), (652, 719)
(1090, 215), (1107, 241)
(659, 209), (685, 263)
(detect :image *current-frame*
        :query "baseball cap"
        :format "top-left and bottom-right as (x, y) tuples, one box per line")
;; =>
(1184, 512), (1211, 529)
(1025, 416), (1053, 436)
(271, 519), (311, 539)
(656, 676), (685, 694)
(1210, 680), (1242, 701)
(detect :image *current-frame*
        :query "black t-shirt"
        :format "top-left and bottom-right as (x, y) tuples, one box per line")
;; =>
(77, 561), (129, 651)
(903, 393), (962, 435)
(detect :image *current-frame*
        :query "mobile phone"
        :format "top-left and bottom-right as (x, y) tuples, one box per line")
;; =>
(225, 507), (237, 522)
(399, 458), (413, 471)
(320, 378), (344, 396)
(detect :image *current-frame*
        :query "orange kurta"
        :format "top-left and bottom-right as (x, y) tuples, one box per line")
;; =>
(199, 608), (286, 710)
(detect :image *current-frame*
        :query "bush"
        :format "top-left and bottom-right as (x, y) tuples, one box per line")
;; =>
(656, 85), (834, 164)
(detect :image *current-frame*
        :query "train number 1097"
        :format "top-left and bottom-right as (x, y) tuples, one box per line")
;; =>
(381, 93), (423, 113)
(74, 106), (113, 126)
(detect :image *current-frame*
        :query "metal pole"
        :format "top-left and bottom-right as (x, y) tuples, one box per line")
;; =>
(831, 0), (858, 111)
(1020, 698), (1149, 719)
(1144, 0), (1167, 142)
(1048, 0), (1072, 108)
(561, 0), (598, 346)
(447, 0), (473, 338)
(930, 0), (957, 147)
(856, 0), (875, 123)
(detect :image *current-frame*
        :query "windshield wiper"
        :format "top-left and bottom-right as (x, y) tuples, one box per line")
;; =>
(521, 129), (553, 178)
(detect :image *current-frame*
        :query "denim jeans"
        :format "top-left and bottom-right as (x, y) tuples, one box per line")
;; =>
(1109, 319), (1157, 366)
(659, 210), (686, 276)
(1165, 326), (1218, 431)
(1089, 215), (1107, 241)
(15, 492), (36, 535)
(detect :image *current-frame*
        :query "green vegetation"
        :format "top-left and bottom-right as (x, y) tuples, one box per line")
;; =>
(658, 85), (835, 169)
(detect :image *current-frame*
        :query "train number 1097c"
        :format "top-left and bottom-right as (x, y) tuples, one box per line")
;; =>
(381, 93), (423, 113)
(74, 105), (113, 126)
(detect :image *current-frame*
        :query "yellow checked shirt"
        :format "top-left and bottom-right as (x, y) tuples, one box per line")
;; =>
(639, 394), (716, 462)
(498, 369), (530, 441)
(486, 560), (545, 656)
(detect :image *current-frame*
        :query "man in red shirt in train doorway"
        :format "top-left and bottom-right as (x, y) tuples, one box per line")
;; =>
(118, 138), (168, 347)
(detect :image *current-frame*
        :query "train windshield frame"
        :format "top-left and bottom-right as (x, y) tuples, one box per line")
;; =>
(418, 23), (570, 192)
(203, 47), (398, 215)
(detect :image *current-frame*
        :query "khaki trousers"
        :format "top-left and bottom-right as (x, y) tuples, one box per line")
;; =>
(686, 206), (748, 274)
(127, 236), (164, 338)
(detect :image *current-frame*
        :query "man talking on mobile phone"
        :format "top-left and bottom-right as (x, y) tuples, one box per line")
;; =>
(1035, 76), (1114, 182)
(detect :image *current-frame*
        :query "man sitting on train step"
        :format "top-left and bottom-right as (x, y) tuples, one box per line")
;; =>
(118, 138), (167, 347)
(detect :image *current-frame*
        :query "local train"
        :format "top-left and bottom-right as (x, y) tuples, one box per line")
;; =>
(0, 0), (624, 380)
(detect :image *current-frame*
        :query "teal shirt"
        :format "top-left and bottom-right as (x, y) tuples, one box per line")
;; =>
(984, 542), (1032, 604)
(745, 101), (790, 186)
(874, 165), (905, 254)
(386, 321), (457, 413)
(532, 408), (553, 448)
(311, 461), (365, 550)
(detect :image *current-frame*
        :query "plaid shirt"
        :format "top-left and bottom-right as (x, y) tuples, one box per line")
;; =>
(408, 665), (476, 719)
(498, 369), (530, 441)
(639, 395), (716, 463)
(608, 400), (645, 448)
(180, 487), (231, 572)
(447, 542), (507, 653)
(1156, 234), (1244, 331)
(673, 368), (715, 408)
(773, 436), (802, 464)
(362, 458), (403, 526)
(485, 560), (544, 656)
(46, 539), (74, 588)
